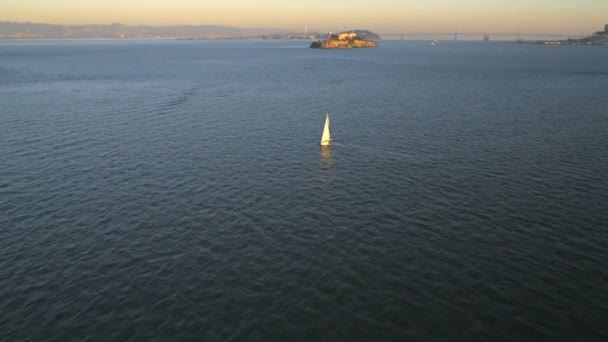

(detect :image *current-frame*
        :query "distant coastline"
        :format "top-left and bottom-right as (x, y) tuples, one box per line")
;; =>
(520, 24), (608, 46)
(0, 21), (317, 40)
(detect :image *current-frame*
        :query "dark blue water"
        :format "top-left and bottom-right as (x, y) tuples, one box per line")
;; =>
(1, 40), (607, 341)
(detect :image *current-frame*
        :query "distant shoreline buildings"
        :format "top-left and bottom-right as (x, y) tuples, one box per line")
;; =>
(521, 24), (608, 46)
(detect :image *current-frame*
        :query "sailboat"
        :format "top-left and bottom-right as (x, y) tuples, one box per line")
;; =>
(320, 113), (331, 146)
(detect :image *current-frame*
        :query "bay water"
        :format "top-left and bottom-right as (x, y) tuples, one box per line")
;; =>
(1, 40), (607, 340)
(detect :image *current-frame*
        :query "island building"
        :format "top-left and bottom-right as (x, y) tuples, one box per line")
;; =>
(338, 32), (358, 40)
(605, 24), (608, 33)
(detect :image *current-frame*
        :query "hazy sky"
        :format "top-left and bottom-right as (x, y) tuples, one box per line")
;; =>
(1, 0), (607, 34)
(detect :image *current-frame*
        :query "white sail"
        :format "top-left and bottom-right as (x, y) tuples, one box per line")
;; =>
(320, 113), (331, 146)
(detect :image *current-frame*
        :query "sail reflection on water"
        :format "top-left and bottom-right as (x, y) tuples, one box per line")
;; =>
(320, 145), (334, 184)
(320, 145), (332, 165)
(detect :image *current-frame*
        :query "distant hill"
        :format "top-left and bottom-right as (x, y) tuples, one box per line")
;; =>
(0, 21), (247, 39)
(564, 29), (608, 45)
(338, 30), (381, 40)
(0, 22), (383, 41)
(520, 25), (608, 46)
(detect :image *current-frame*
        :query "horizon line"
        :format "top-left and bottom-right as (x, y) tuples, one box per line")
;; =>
(1, 20), (596, 37)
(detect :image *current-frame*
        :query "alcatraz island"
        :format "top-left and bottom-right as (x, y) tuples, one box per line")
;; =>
(310, 30), (379, 49)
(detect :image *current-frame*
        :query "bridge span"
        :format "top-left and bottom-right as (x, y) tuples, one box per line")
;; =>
(378, 32), (580, 41)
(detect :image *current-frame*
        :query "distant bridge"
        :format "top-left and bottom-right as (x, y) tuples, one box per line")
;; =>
(378, 32), (581, 40)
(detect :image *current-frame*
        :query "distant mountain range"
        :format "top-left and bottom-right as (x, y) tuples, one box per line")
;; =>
(0, 21), (384, 41)
(0, 21), (281, 39)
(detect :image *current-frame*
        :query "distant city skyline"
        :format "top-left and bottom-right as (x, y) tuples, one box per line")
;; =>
(1, 0), (607, 35)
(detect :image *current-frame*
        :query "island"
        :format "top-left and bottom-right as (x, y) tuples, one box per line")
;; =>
(521, 24), (608, 46)
(310, 30), (379, 49)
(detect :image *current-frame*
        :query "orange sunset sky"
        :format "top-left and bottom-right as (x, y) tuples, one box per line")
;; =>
(1, 0), (607, 34)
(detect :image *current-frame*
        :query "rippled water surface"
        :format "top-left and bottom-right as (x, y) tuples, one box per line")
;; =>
(1, 40), (608, 341)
